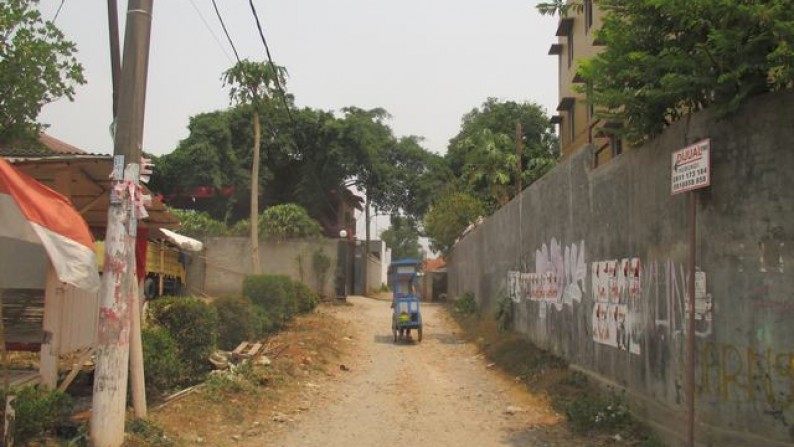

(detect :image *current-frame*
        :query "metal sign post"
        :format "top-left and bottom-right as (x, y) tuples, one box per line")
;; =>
(671, 138), (711, 447)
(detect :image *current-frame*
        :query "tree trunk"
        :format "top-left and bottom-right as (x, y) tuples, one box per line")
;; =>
(251, 111), (261, 274)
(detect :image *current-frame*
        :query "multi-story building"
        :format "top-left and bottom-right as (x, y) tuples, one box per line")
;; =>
(548, 1), (623, 167)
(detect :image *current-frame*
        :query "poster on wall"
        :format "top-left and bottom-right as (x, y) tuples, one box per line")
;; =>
(591, 258), (642, 354)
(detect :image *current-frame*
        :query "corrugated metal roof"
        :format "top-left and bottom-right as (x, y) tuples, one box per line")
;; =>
(0, 133), (103, 157)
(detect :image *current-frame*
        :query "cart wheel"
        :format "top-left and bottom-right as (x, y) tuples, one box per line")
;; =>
(418, 328), (423, 342)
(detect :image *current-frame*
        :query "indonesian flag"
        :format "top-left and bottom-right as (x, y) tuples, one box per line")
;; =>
(0, 158), (101, 291)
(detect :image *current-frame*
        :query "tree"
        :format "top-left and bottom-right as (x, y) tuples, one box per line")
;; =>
(0, 0), (85, 144)
(446, 98), (558, 212)
(543, 0), (794, 146)
(222, 59), (287, 273)
(258, 203), (322, 241)
(376, 136), (453, 221)
(380, 216), (423, 260)
(423, 191), (485, 256)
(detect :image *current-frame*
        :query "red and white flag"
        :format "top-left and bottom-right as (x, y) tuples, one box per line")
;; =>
(0, 158), (100, 291)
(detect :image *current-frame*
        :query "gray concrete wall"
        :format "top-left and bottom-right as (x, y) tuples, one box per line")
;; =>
(188, 238), (340, 298)
(447, 91), (794, 447)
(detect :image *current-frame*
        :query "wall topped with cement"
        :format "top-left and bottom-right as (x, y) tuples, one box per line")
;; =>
(447, 91), (794, 446)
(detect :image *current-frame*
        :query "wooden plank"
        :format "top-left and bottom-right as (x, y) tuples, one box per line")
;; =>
(245, 343), (262, 358)
(57, 348), (94, 392)
(232, 341), (248, 357)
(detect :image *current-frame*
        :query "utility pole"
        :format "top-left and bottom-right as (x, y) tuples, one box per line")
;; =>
(363, 198), (370, 296)
(107, 0), (147, 421)
(92, 2), (153, 446)
(515, 121), (523, 196)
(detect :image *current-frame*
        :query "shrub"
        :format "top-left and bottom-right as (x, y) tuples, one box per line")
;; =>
(142, 327), (184, 396)
(259, 204), (323, 240)
(243, 275), (297, 326)
(311, 248), (332, 296)
(149, 296), (219, 378)
(294, 281), (320, 313)
(127, 418), (174, 447)
(454, 291), (478, 315)
(213, 295), (274, 350)
(2, 386), (73, 445)
(494, 292), (514, 332)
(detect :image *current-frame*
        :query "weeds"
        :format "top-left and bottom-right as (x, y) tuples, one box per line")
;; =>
(126, 418), (175, 447)
(493, 292), (513, 332)
(454, 291), (478, 315)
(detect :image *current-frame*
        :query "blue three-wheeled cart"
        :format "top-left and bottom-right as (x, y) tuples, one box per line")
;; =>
(389, 259), (423, 343)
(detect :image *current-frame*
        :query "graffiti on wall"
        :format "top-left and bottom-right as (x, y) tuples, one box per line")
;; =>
(507, 238), (586, 317)
(646, 260), (713, 340)
(591, 258), (642, 354)
(699, 343), (794, 415)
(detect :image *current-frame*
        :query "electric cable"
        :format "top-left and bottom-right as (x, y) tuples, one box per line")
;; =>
(210, 0), (241, 63)
(188, 0), (235, 64)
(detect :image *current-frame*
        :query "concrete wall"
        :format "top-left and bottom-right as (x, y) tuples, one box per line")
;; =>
(188, 238), (341, 298)
(447, 91), (794, 447)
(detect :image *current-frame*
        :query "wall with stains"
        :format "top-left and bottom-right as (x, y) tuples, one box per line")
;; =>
(447, 90), (794, 446)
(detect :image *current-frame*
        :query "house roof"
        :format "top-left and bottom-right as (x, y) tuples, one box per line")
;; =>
(0, 133), (96, 158)
(5, 155), (179, 230)
(423, 257), (446, 272)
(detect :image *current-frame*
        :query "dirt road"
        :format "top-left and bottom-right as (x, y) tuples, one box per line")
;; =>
(267, 296), (561, 447)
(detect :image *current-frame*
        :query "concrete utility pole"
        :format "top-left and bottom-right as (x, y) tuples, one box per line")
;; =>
(91, 1), (153, 446)
(515, 121), (522, 195)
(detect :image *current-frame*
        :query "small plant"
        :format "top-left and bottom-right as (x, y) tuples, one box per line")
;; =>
(566, 390), (633, 434)
(149, 296), (219, 380)
(454, 291), (478, 315)
(494, 291), (513, 332)
(294, 281), (320, 314)
(142, 327), (184, 396)
(2, 386), (73, 445)
(312, 248), (332, 296)
(127, 418), (174, 447)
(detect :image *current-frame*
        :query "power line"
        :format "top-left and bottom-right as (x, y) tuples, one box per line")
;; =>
(52, 0), (66, 22)
(188, 0), (234, 64)
(210, 0), (241, 63)
(247, 0), (293, 122)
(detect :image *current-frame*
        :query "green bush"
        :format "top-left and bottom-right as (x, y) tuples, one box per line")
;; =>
(294, 281), (320, 313)
(2, 386), (73, 445)
(494, 292), (514, 332)
(454, 291), (478, 315)
(213, 295), (276, 350)
(243, 274), (297, 325)
(142, 327), (184, 396)
(149, 296), (219, 378)
(127, 418), (175, 447)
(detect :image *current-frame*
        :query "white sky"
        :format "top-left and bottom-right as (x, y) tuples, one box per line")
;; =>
(38, 0), (559, 157)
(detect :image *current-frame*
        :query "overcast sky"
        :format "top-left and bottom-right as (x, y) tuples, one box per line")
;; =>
(38, 0), (559, 157)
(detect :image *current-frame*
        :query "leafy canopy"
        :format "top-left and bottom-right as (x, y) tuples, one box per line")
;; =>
(423, 191), (485, 256)
(380, 216), (423, 260)
(222, 59), (288, 108)
(0, 0), (85, 143)
(446, 98), (558, 212)
(541, 0), (794, 145)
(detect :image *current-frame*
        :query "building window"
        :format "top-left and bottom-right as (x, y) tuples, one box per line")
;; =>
(585, 0), (594, 33)
(567, 33), (574, 68)
(569, 105), (576, 144)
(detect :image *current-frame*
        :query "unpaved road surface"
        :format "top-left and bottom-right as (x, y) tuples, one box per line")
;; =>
(267, 296), (561, 447)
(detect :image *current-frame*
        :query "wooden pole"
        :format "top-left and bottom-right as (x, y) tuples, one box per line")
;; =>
(250, 111), (262, 275)
(91, 1), (153, 445)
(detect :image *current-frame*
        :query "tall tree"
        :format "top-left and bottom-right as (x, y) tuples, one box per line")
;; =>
(447, 98), (558, 212)
(423, 191), (485, 256)
(0, 0), (85, 144)
(539, 0), (794, 145)
(222, 59), (287, 273)
(380, 216), (423, 260)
